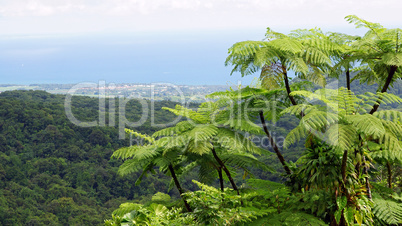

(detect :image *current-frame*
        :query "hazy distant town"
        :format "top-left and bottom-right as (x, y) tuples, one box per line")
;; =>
(0, 83), (231, 102)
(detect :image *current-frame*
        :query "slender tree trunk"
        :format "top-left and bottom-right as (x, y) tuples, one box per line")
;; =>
(211, 147), (240, 195)
(259, 111), (292, 175)
(369, 65), (398, 114)
(354, 149), (361, 176)
(282, 65), (298, 106)
(341, 150), (348, 183)
(218, 167), (224, 192)
(362, 156), (372, 200)
(365, 66), (397, 200)
(387, 162), (393, 189)
(168, 164), (192, 212)
(346, 68), (351, 91)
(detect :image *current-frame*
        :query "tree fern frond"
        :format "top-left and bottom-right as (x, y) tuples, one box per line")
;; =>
(281, 104), (315, 116)
(125, 129), (154, 143)
(297, 66), (327, 87)
(187, 139), (213, 155)
(301, 111), (339, 131)
(374, 110), (402, 123)
(153, 151), (178, 168)
(382, 52), (402, 66)
(162, 105), (209, 124)
(346, 114), (385, 138)
(372, 197), (402, 225)
(112, 146), (140, 160)
(135, 162), (155, 185)
(152, 121), (194, 138)
(228, 41), (268, 57)
(198, 161), (217, 184)
(117, 158), (147, 176)
(260, 63), (284, 90)
(303, 45), (332, 65)
(268, 38), (303, 54)
(216, 128), (262, 154)
(345, 15), (385, 34)
(221, 152), (274, 172)
(284, 125), (308, 148)
(382, 120), (402, 138)
(185, 124), (219, 142)
(377, 132), (402, 160)
(325, 124), (357, 150)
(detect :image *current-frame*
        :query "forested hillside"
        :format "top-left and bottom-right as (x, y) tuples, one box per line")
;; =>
(0, 79), (401, 225)
(0, 90), (187, 225)
(0, 89), (309, 225)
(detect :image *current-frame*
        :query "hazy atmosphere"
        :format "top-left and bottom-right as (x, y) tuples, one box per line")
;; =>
(1, 0), (400, 85)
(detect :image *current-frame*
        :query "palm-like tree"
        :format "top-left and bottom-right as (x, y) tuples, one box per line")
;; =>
(154, 102), (271, 194)
(344, 15), (402, 114)
(283, 88), (402, 172)
(225, 27), (339, 105)
(112, 130), (193, 212)
(208, 86), (296, 175)
(282, 87), (402, 224)
(327, 31), (360, 91)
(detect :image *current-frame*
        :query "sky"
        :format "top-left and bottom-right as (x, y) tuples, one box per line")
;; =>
(0, 0), (401, 85)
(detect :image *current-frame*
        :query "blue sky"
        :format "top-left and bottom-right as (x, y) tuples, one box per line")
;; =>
(0, 0), (400, 85)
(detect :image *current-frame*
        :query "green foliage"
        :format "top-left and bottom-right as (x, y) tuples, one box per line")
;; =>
(105, 202), (192, 226)
(372, 196), (402, 225)
(252, 210), (327, 226)
(183, 180), (273, 225)
(0, 90), (181, 225)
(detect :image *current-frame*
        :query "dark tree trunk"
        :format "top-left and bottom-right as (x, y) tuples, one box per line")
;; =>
(369, 65), (398, 114)
(346, 68), (351, 91)
(168, 164), (192, 212)
(218, 167), (224, 192)
(362, 156), (372, 200)
(282, 65), (298, 106)
(387, 162), (393, 189)
(259, 111), (292, 175)
(341, 150), (348, 183)
(211, 147), (240, 195)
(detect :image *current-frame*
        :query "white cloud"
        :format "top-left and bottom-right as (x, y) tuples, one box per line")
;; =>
(0, 0), (400, 35)
(3, 48), (60, 57)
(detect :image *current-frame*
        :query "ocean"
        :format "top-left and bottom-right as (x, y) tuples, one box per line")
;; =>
(0, 29), (263, 86)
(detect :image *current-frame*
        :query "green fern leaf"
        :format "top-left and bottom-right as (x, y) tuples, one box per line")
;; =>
(373, 197), (402, 225)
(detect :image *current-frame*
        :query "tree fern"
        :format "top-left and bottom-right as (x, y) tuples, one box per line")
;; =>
(372, 196), (402, 225)
(374, 110), (402, 123)
(325, 124), (357, 150)
(251, 210), (327, 225)
(346, 114), (385, 138)
(284, 125), (308, 149)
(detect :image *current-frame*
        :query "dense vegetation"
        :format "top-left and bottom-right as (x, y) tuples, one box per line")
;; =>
(106, 15), (402, 225)
(0, 15), (401, 226)
(0, 90), (191, 225)
(0, 89), (304, 225)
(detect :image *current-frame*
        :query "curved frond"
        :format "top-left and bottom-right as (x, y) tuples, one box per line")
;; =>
(152, 121), (194, 138)
(374, 110), (402, 123)
(372, 197), (402, 225)
(284, 125), (308, 149)
(125, 129), (154, 143)
(325, 124), (357, 150)
(112, 146), (140, 160)
(346, 114), (385, 138)
(162, 105), (209, 124)
(118, 158), (148, 176)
